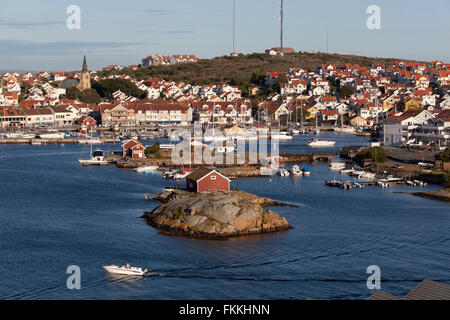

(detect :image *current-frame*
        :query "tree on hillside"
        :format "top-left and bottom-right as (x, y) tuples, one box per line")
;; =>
(442, 148), (450, 162)
(19, 82), (32, 103)
(359, 147), (387, 163)
(92, 78), (146, 100)
(339, 85), (354, 98)
(66, 87), (102, 104)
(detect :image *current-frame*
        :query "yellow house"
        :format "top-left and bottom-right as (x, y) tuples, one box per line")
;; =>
(382, 94), (400, 110)
(404, 97), (422, 111)
(304, 105), (318, 120)
(209, 96), (224, 102)
(349, 115), (368, 127)
(248, 87), (260, 96)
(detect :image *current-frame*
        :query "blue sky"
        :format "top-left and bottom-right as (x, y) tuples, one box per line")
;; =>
(0, 0), (449, 71)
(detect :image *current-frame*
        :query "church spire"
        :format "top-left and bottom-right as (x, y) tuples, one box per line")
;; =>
(82, 54), (88, 72)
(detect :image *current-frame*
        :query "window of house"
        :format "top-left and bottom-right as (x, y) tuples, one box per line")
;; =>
(210, 175), (216, 181)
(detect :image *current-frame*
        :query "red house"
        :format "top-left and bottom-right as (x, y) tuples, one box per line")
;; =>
(185, 168), (231, 193)
(76, 115), (97, 127)
(122, 138), (146, 159)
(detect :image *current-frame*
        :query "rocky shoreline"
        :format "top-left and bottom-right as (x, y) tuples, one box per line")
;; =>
(142, 189), (296, 240)
(411, 188), (450, 203)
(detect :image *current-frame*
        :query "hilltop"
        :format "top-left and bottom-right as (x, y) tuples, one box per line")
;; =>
(98, 52), (406, 90)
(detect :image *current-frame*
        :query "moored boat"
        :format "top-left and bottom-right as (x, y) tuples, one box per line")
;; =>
(135, 166), (159, 174)
(271, 131), (293, 140)
(290, 165), (302, 176)
(329, 161), (346, 171)
(79, 150), (110, 166)
(334, 126), (355, 134)
(39, 131), (65, 139)
(277, 168), (290, 177)
(307, 139), (336, 147)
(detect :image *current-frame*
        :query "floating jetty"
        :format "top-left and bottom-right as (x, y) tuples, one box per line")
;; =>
(324, 178), (427, 190)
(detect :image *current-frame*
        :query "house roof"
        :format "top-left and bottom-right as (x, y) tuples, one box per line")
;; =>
(384, 110), (422, 123)
(403, 279), (450, 300)
(368, 279), (450, 300)
(185, 168), (230, 183)
(367, 291), (402, 300)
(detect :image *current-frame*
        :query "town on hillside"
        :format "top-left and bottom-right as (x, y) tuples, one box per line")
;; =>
(0, 53), (449, 152)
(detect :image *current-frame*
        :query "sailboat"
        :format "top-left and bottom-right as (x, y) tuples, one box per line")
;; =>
(313, 113), (320, 134)
(79, 129), (110, 166)
(334, 113), (355, 134)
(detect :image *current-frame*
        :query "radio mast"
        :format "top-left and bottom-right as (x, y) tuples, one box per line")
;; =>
(280, 0), (284, 50)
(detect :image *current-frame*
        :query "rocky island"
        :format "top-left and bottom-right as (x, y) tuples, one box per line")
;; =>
(142, 189), (295, 239)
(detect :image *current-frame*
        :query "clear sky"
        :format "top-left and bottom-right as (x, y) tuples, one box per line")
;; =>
(0, 0), (449, 71)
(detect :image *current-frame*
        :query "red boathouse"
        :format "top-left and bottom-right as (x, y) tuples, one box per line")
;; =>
(122, 138), (146, 159)
(185, 168), (231, 193)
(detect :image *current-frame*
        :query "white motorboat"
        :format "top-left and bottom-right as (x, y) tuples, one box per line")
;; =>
(203, 129), (228, 143)
(135, 165), (159, 173)
(103, 264), (148, 276)
(79, 150), (110, 166)
(78, 137), (103, 144)
(209, 141), (235, 153)
(329, 161), (346, 171)
(277, 168), (290, 177)
(290, 165), (302, 176)
(22, 133), (37, 139)
(31, 139), (43, 146)
(5, 132), (23, 139)
(334, 126), (355, 134)
(271, 131), (293, 140)
(259, 166), (277, 176)
(307, 139), (336, 147)
(39, 131), (65, 139)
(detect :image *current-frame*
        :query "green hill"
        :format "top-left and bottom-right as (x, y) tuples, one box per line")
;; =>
(98, 52), (406, 94)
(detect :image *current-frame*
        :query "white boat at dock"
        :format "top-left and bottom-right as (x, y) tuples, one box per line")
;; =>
(103, 264), (148, 276)
(5, 132), (37, 139)
(278, 168), (290, 177)
(79, 150), (110, 166)
(39, 130), (65, 139)
(271, 131), (293, 140)
(290, 165), (302, 176)
(307, 139), (336, 147)
(135, 166), (159, 174)
(78, 137), (103, 144)
(334, 126), (355, 134)
(259, 166), (278, 176)
(329, 161), (346, 171)
(31, 139), (43, 145)
(173, 168), (192, 180)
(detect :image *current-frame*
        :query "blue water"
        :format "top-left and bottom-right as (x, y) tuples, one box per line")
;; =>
(0, 133), (449, 300)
